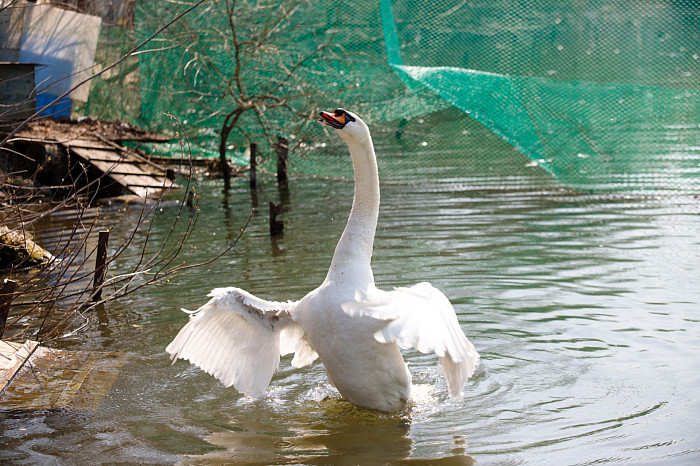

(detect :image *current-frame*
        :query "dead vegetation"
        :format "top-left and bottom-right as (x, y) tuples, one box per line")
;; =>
(0, 0), (246, 346)
(0, 116), (253, 350)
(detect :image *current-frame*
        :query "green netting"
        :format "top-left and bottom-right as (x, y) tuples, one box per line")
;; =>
(74, 25), (143, 125)
(381, 0), (700, 192)
(81, 0), (700, 193)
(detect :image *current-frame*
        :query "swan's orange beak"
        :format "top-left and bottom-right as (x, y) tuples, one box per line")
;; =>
(319, 108), (355, 129)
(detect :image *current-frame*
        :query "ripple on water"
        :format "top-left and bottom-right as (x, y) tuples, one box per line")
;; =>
(2, 178), (699, 464)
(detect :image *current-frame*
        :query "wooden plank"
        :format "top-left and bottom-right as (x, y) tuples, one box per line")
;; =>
(89, 160), (173, 190)
(70, 147), (127, 162)
(88, 159), (134, 174)
(63, 139), (114, 150)
(0, 340), (35, 383)
(0, 340), (128, 411)
(93, 135), (173, 170)
(127, 186), (151, 198)
(71, 147), (167, 176)
(89, 159), (156, 176)
(111, 173), (174, 188)
(65, 143), (175, 197)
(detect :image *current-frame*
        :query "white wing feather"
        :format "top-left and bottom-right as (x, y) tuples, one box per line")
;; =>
(343, 282), (479, 398)
(166, 287), (318, 397)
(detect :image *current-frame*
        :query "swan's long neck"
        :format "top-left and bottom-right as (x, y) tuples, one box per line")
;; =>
(326, 133), (379, 288)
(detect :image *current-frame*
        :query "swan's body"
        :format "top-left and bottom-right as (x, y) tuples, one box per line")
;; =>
(167, 109), (479, 412)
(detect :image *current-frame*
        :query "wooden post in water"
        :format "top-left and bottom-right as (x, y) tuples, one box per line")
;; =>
(249, 142), (257, 188)
(269, 202), (284, 236)
(0, 279), (18, 339)
(276, 136), (288, 183)
(92, 230), (109, 301)
(186, 188), (195, 210)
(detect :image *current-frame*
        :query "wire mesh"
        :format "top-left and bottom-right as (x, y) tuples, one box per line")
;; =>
(78, 0), (700, 193)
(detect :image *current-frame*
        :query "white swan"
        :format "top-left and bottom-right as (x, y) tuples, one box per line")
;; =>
(166, 108), (480, 412)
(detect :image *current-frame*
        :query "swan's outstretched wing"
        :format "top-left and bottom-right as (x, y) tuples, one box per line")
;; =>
(166, 287), (318, 397)
(343, 282), (479, 398)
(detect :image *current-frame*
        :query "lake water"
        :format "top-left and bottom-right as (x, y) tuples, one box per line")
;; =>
(1, 170), (699, 464)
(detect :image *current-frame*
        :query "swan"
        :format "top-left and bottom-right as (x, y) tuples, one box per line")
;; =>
(166, 108), (480, 412)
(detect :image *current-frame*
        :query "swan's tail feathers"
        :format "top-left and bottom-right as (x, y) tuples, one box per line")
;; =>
(166, 287), (315, 397)
(346, 282), (480, 398)
(438, 342), (480, 400)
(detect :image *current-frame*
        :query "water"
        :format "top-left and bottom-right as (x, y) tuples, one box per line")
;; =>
(2, 173), (700, 464)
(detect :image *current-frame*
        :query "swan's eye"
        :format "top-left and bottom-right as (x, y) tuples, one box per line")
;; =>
(334, 108), (356, 124)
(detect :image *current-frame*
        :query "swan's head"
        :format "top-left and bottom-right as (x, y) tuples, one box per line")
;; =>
(319, 108), (369, 144)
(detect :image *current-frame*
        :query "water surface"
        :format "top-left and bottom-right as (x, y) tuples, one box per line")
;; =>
(1, 174), (699, 464)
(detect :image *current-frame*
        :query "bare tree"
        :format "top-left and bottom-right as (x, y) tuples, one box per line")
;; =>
(158, 0), (347, 185)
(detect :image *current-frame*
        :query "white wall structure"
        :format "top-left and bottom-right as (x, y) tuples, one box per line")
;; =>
(16, 3), (101, 115)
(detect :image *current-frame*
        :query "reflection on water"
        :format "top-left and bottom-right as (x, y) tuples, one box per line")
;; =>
(188, 398), (474, 465)
(1, 174), (700, 464)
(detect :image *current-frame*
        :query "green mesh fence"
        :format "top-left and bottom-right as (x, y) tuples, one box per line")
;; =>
(74, 25), (143, 126)
(81, 0), (700, 193)
(381, 0), (700, 192)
